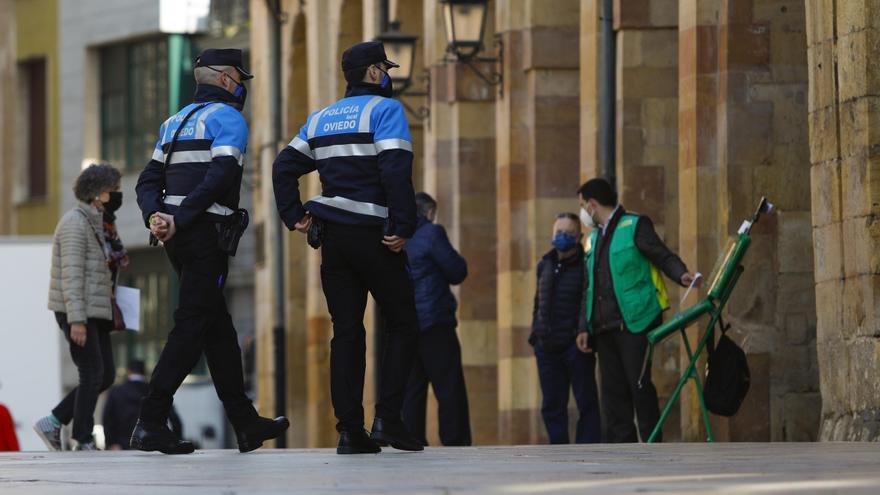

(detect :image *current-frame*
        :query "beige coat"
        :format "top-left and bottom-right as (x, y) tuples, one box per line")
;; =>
(47, 203), (113, 323)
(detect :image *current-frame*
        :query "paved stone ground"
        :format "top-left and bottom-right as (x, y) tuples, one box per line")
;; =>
(1, 443), (879, 494)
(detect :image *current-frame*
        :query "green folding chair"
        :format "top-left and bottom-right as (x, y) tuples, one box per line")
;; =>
(643, 197), (774, 443)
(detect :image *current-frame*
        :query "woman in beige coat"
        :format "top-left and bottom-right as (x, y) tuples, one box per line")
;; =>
(35, 164), (127, 451)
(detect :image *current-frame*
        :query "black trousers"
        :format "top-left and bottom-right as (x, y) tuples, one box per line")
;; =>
(53, 314), (115, 443)
(593, 324), (662, 443)
(140, 221), (257, 430)
(402, 324), (472, 446)
(320, 222), (418, 433)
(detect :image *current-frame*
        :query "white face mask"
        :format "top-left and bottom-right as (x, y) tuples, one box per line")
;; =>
(580, 207), (595, 229)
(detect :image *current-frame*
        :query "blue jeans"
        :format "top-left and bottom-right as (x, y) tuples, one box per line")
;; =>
(534, 342), (601, 444)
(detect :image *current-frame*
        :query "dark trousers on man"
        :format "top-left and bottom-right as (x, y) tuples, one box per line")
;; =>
(593, 325), (662, 442)
(534, 342), (601, 444)
(140, 221), (257, 430)
(320, 222), (419, 432)
(402, 324), (471, 446)
(53, 314), (116, 443)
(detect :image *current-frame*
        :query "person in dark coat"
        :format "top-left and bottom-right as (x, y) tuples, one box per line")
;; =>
(402, 192), (472, 446)
(531, 212), (601, 444)
(102, 360), (182, 450)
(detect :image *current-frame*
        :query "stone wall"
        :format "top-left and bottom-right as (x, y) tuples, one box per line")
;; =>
(806, 0), (880, 441)
(676, 0), (817, 441)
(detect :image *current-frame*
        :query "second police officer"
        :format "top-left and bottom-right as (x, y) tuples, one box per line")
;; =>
(273, 41), (422, 454)
(134, 49), (289, 454)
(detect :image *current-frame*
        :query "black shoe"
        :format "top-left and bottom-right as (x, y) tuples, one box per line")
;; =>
(236, 416), (290, 453)
(130, 420), (195, 455)
(370, 418), (424, 452)
(337, 429), (382, 455)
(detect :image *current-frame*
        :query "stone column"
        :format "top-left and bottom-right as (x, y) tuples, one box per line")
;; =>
(676, 0), (816, 441)
(677, 0), (723, 441)
(807, 0), (880, 441)
(716, 0), (816, 442)
(580, 0), (602, 181)
(419, 0), (498, 445)
(496, 0), (581, 444)
(613, 0), (681, 440)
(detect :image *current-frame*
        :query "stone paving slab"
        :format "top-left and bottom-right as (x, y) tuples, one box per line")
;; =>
(1, 443), (879, 494)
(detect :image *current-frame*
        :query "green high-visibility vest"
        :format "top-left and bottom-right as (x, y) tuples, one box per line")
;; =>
(584, 213), (670, 334)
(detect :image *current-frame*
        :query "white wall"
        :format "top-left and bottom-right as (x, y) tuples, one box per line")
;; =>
(0, 239), (62, 451)
(58, 0), (161, 248)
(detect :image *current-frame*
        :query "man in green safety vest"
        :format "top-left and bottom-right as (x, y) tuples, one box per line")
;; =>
(575, 178), (699, 442)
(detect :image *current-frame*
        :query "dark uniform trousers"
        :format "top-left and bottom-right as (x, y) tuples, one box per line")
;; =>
(593, 316), (663, 443)
(320, 222), (419, 432)
(402, 324), (472, 446)
(140, 221), (258, 430)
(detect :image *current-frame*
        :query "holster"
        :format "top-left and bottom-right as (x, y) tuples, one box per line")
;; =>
(217, 208), (249, 256)
(307, 217), (325, 250)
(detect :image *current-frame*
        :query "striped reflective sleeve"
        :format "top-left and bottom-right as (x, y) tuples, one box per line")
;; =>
(151, 149), (165, 162)
(374, 138), (413, 153)
(288, 136), (314, 160)
(211, 145), (244, 164)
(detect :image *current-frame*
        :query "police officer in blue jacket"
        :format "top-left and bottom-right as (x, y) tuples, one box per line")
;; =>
(273, 41), (422, 454)
(134, 48), (288, 455)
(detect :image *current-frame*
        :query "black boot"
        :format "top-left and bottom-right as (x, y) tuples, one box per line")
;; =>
(130, 420), (195, 455)
(370, 417), (424, 452)
(235, 416), (290, 453)
(337, 429), (382, 455)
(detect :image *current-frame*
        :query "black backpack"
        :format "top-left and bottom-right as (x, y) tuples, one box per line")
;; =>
(704, 318), (750, 417)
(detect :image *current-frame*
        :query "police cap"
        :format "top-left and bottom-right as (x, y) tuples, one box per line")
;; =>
(195, 48), (253, 80)
(341, 41), (399, 72)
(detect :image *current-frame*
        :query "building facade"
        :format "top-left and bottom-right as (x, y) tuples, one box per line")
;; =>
(0, 0), (877, 448)
(248, 0), (879, 447)
(0, 0), (260, 447)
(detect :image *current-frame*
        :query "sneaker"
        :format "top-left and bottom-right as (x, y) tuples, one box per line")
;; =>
(72, 440), (98, 451)
(33, 416), (62, 451)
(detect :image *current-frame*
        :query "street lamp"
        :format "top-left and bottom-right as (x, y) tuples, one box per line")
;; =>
(439, 0), (502, 95)
(375, 21), (429, 120)
(376, 21), (418, 94)
(440, 0), (489, 62)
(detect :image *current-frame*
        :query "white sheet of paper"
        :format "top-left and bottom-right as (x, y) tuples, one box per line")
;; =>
(115, 286), (141, 332)
(679, 272), (703, 306)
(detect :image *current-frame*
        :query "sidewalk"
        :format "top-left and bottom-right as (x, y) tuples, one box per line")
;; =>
(1, 443), (878, 494)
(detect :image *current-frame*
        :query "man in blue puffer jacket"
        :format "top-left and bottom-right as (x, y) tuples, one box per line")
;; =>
(402, 192), (472, 446)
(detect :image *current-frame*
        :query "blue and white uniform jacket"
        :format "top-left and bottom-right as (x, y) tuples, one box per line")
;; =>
(272, 85), (417, 238)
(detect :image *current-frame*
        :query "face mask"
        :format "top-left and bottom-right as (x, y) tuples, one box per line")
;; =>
(580, 207), (595, 229)
(375, 66), (394, 97)
(232, 81), (247, 107)
(103, 191), (123, 213)
(552, 232), (578, 252)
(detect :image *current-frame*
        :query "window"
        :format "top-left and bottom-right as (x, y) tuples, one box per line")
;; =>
(19, 58), (47, 200)
(100, 38), (169, 171)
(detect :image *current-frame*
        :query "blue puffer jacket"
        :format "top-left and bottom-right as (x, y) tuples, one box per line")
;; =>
(405, 216), (468, 331)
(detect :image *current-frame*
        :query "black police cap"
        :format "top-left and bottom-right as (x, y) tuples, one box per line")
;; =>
(195, 48), (253, 80)
(341, 41), (399, 72)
